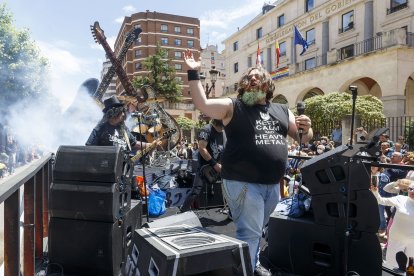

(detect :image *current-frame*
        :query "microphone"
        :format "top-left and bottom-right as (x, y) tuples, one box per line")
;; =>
(143, 113), (159, 120)
(131, 112), (143, 117)
(296, 102), (305, 134)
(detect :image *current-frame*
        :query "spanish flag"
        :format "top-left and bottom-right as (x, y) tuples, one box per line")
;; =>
(275, 40), (280, 68)
(256, 42), (261, 66)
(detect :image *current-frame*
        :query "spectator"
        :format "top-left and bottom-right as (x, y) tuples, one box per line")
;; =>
(370, 180), (414, 270)
(371, 166), (391, 237)
(331, 124), (342, 147)
(355, 127), (368, 143)
(397, 136), (409, 151)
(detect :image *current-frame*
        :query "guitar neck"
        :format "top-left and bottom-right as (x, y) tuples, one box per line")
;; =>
(130, 142), (157, 163)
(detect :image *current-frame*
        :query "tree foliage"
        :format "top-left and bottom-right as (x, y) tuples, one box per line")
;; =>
(132, 45), (182, 102)
(0, 3), (49, 115)
(175, 116), (197, 130)
(302, 92), (385, 123)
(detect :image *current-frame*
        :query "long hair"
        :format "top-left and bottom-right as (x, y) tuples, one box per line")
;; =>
(236, 67), (275, 102)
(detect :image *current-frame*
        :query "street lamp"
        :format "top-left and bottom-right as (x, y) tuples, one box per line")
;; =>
(206, 66), (219, 98)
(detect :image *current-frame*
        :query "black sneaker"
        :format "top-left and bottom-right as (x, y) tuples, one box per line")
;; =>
(254, 263), (271, 276)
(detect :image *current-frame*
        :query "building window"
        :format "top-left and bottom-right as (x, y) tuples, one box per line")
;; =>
(135, 63), (142, 70)
(187, 28), (194, 35)
(134, 37), (142, 46)
(174, 51), (182, 59)
(174, 26), (181, 33)
(134, 24), (141, 30)
(279, 41), (287, 56)
(340, 44), (354, 59)
(278, 14), (285, 28)
(176, 76), (182, 82)
(234, 62), (239, 73)
(305, 57), (316, 70)
(340, 11), (354, 33)
(187, 40), (194, 48)
(175, 64), (182, 71)
(174, 39), (182, 46)
(247, 56), (252, 67)
(161, 37), (168, 45)
(233, 41), (239, 51)
(305, 0), (314, 12)
(306, 28), (315, 46)
(388, 0), (408, 14)
(256, 27), (263, 39)
(135, 49), (142, 58)
(161, 24), (168, 32)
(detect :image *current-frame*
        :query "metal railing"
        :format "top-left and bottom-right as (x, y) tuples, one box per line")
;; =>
(387, 2), (408, 14)
(337, 35), (383, 61)
(0, 154), (53, 275)
(297, 54), (325, 73)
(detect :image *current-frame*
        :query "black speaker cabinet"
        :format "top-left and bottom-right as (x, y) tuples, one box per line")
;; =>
(53, 145), (132, 183)
(49, 180), (131, 222)
(48, 217), (124, 276)
(267, 213), (382, 276)
(123, 199), (143, 260)
(197, 181), (225, 209)
(300, 145), (370, 195)
(310, 189), (380, 233)
(123, 226), (252, 276)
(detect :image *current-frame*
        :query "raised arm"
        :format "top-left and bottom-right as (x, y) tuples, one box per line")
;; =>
(184, 49), (233, 123)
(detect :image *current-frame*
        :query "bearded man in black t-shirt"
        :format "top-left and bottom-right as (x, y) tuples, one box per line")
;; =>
(184, 49), (313, 276)
(180, 119), (224, 212)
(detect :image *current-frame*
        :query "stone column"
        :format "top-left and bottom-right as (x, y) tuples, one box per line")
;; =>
(322, 21), (329, 65)
(290, 36), (297, 74)
(267, 47), (272, 72)
(364, 0), (374, 40)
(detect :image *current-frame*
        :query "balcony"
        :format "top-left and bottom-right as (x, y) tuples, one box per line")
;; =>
(387, 2), (408, 14)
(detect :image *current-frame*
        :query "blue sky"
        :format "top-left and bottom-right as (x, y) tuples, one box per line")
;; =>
(5, 0), (267, 110)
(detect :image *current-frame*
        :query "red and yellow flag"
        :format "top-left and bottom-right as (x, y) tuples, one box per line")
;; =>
(275, 40), (280, 68)
(256, 42), (261, 66)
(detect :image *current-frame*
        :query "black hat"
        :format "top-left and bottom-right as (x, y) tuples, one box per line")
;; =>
(102, 96), (124, 113)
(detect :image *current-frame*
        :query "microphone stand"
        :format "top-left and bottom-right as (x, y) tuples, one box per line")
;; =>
(343, 85), (358, 275)
(137, 113), (150, 222)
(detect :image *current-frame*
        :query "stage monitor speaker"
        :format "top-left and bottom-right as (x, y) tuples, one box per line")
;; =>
(267, 212), (382, 276)
(300, 145), (370, 195)
(48, 217), (124, 276)
(143, 210), (202, 228)
(123, 226), (252, 276)
(53, 145), (131, 183)
(49, 180), (131, 222)
(310, 189), (380, 232)
(197, 181), (225, 209)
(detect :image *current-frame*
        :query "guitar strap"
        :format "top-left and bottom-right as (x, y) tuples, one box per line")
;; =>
(123, 129), (132, 151)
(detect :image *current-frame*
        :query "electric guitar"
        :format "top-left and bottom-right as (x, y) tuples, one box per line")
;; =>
(130, 129), (177, 163)
(91, 21), (148, 103)
(200, 164), (220, 184)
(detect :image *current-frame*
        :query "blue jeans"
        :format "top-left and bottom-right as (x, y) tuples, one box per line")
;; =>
(378, 204), (387, 231)
(222, 179), (279, 270)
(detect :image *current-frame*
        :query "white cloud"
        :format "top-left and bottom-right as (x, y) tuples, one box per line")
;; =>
(122, 5), (136, 13)
(115, 16), (125, 24)
(200, 0), (263, 29)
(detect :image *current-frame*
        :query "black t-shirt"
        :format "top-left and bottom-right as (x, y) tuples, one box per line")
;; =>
(198, 124), (224, 167)
(221, 99), (289, 184)
(86, 121), (137, 150)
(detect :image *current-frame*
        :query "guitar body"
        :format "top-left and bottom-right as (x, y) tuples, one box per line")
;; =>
(200, 164), (220, 184)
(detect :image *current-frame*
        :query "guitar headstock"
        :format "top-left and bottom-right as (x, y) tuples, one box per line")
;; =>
(90, 21), (106, 45)
(125, 27), (142, 42)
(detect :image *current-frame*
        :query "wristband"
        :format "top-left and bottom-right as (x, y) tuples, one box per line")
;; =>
(208, 159), (217, 167)
(187, 70), (200, 81)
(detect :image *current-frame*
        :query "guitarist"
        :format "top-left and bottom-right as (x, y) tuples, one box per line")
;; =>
(86, 96), (161, 152)
(180, 119), (225, 212)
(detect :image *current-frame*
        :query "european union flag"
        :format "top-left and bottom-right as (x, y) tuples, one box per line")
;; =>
(294, 26), (308, 56)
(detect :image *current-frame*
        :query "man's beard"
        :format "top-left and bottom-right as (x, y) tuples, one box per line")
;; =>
(241, 90), (266, 106)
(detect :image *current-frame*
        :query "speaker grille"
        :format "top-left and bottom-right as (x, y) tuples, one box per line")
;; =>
(162, 232), (227, 250)
(148, 225), (200, 238)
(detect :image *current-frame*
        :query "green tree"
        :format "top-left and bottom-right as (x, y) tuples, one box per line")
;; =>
(0, 3), (49, 115)
(303, 92), (385, 124)
(132, 45), (182, 102)
(176, 116), (197, 130)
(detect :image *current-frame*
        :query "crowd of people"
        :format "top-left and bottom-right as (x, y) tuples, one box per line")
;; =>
(0, 128), (44, 178)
